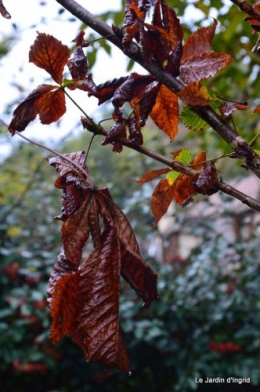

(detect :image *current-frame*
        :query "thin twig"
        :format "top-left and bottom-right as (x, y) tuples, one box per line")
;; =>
(82, 119), (260, 213)
(15, 131), (94, 187)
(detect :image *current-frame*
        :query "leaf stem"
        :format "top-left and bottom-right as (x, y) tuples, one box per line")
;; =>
(14, 131), (93, 187)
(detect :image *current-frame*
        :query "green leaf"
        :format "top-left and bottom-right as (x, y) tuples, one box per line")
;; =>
(166, 147), (192, 184)
(180, 105), (210, 132)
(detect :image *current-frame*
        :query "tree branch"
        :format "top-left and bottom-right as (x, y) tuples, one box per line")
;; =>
(230, 0), (260, 23)
(82, 117), (260, 213)
(56, 0), (260, 179)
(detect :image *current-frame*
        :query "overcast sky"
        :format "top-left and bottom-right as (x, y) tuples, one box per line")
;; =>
(0, 0), (204, 159)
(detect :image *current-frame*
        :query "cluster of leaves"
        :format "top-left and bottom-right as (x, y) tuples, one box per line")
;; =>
(137, 148), (218, 223)
(0, 0), (11, 19)
(47, 151), (158, 372)
(6, 0), (260, 375)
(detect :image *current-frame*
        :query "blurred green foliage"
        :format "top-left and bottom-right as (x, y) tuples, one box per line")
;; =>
(1, 135), (260, 391)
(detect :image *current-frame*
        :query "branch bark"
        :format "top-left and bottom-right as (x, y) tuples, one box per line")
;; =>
(82, 117), (260, 213)
(230, 0), (260, 22)
(56, 0), (260, 180)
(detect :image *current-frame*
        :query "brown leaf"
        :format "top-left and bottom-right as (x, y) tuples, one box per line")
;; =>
(29, 32), (70, 84)
(172, 151), (206, 206)
(151, 178), (176, 224)
(180, 52), (232, 84)
(123, 0), (146, 49)
(97, 188), (159, 306)
(178, 82), (212, 106)
(220, 101), (249, 117)
(137, 168), (171, 184)
(182, 19), (217, 62)
(48, 151), (88, 186)
(0, 1), (11, 19)
(150, 84), (179, 141)
(8, 84), (58, 133)
(49, 271), (81, 343)
(67, 47), (88, 81)
(130, 80), (160, 127)
(89, 76), (128, 105)
(72, 31), (85, 47)
(48, 156), (159, 372)
(195, 162), (219, 195)
(127, 116), (143, 145)
(54, 185), (86, 221)
(102, 120), (127, 148)
(76, 213), (130, 373)
(47, 250), (81, 343)
(35, 88), (66, 124)
(61, 193), (92, 268)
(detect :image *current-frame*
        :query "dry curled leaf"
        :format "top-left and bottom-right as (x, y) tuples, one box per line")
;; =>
(47, 151), (158, 372)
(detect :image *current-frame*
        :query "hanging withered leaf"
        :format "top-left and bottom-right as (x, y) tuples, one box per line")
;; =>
(195, 163), (219, 195)
(0, 0), (11, 19)
(47, 151), (159, 372)
(8, 84), (66, 133)
(67, 47), (88, 81)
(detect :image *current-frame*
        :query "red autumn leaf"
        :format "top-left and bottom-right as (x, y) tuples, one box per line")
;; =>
(178, 82), (212, 106)
(171, 151), (206, 206)
(8, 84), (64, 133)
(182, 19), (217, 62)
(49, 271), (81, 343)
(147, 151), (207, 223)
(253, 105), (260, 114)
(150, 84), (179, 141)
(72, 30), (85, 47)
(137, 168), (171, 184)
(29, 32), (70, 84)
(180, 52), (232, 84)
(35, 88), (66, 124)
(150, 178), (176, 225)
